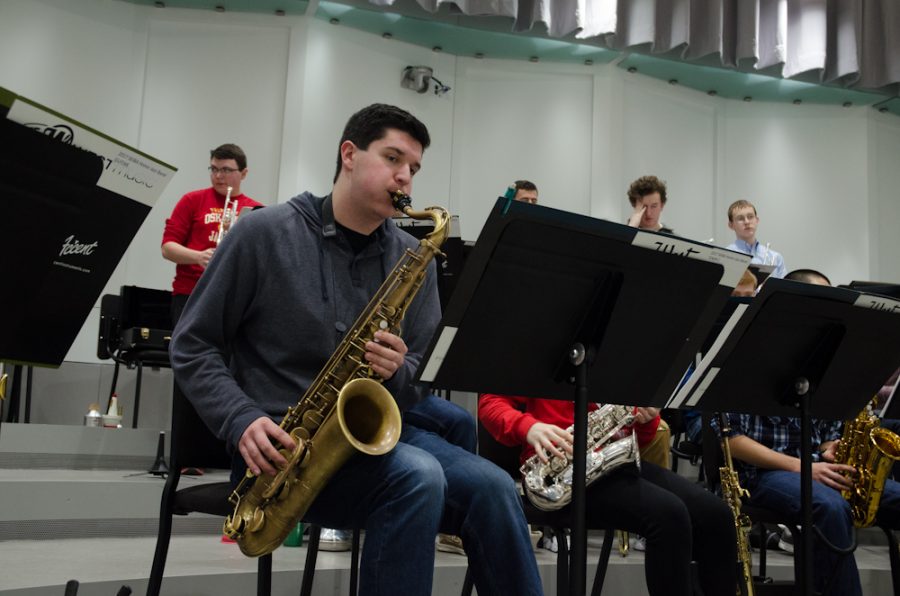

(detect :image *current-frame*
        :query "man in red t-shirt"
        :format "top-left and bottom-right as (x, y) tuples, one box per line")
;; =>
(162, 143), (263, 323)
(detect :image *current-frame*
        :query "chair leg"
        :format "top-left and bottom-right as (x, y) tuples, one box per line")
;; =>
(881, 526), (900, 596)
(300, 525), (321, 596)
(147, 472), (180, 596)
(349, 528), (361, 596)
(590, 529), (615, 596)
(146, 512), (173, 596)
(460, 567), (475, 596)
(258, 553), (272, 596)
(133, 361), (143, 428)
(556, 527), (569, 596)
(757, 523), (767, 579)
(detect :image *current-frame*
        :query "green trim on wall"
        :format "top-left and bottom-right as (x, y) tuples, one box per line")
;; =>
(118, 0), (899, 114)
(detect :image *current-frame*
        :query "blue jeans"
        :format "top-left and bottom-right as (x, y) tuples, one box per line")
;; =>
(403, 393), (477, 454)
(400, 423), (544, 596)
(748, 470), (900, 596)
(233, 441), (445, 596)
(230, 396), (541, 595)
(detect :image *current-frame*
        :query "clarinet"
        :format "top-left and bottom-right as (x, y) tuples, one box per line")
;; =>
(718, 413), (755, 596)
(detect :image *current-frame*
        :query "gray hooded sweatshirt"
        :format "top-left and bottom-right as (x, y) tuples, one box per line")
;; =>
(170, 192), (441, 451)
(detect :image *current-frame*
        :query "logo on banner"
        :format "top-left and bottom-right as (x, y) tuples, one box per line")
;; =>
(22, 122), (75, 144)
(59, 235), (99, 257)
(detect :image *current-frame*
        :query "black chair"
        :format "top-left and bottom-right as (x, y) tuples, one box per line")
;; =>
(147, 388), (272, 596)
(147, 388), (364, 596)
(662, 408), (704, 479)
(97, 291), (171, 428)
(465, 419), (617, 596)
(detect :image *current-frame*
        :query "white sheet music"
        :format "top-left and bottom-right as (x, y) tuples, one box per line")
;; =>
(667, 303), (749, 409)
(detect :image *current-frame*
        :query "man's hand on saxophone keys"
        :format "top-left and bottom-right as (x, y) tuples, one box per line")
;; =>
(811, 461), (856, 491)
(364, 330), (407, 380)
(239, 417), (297, 477)
(526, 423), (574, 463)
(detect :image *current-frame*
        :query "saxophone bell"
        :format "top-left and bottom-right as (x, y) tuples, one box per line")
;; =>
(834, 399), (900, 528)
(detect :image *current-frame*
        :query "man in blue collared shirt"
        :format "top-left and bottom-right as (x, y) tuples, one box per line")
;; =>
(726, 200), (786, 279)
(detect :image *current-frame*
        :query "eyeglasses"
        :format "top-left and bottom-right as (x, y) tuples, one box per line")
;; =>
(209, 166), (240, 175)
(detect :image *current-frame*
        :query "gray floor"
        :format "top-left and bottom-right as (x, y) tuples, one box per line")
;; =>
(0, 527), (898, 595)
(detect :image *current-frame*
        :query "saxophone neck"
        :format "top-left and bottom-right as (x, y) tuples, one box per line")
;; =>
(390, 191), (451, 251)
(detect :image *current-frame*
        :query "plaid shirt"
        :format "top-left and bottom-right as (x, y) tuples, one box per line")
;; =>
(712, 414), (843, 487)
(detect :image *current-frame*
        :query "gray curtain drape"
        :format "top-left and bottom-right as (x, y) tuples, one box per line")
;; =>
(366, 0), (900, 95)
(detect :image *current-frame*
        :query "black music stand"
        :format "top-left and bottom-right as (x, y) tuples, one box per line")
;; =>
(0, 95), (172, 371)
(672, 278), (900, 595)
(418, 198), (749, 595)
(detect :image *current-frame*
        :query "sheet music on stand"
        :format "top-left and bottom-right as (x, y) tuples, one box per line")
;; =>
(0, 86), (176, 367)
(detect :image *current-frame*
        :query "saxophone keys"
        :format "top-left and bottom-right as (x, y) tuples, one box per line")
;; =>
(248, 508), (266, 533)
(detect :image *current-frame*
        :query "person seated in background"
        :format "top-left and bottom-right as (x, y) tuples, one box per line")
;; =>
(510, 179), (539, 204)
(626, 175), (673, 234)
(479, 392), (737, 596)
(726, 199), (786, 279)
(713, 267), (900, 596)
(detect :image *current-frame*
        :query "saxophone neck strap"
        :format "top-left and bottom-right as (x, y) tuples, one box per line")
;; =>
(322, 194), (337, 238)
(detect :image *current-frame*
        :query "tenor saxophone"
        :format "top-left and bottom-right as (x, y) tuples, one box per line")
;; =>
(223, 191), (450, 557)
(717, 413), (755, 596)
(833, 398), (900, 528)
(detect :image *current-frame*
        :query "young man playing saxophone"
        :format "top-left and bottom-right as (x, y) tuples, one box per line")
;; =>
(713, 268), (900, 596)
(171, 104), (542, 595)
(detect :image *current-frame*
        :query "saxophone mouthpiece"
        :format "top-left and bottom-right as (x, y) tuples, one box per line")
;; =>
(390, 190), (412, 214)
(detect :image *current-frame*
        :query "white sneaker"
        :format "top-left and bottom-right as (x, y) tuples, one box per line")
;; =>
(436, 533), (466, 555)
(631, 535), (646, 552)
(541, 534), (559, 553)
(777, 524), (795, 554)
(319, 528), (351, 552)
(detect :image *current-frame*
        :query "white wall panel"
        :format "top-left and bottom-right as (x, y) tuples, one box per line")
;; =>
(0, 0), (147, 143)
(869, 114), (900, 284)
(291, 21), (456, 212)
(452, 59), (594, 241)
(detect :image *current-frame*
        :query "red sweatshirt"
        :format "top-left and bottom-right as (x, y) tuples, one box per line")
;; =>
(479, 393), (660, 464)
(162, 187), (263, 295)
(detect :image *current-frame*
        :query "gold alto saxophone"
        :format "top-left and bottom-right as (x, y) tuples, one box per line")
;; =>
(223, 191), (450, 557)
(833, 397), (900, 527)
(717, 413), (755, 596)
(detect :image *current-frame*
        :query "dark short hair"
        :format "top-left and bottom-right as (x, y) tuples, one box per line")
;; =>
(210, 143), (247, 171)
(627, 175), (667, 207)
(728, 199), (757, 222)
(333, 104), (431, 183)
(785, 269), (832, 286)
(514, 180), (538, 193)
